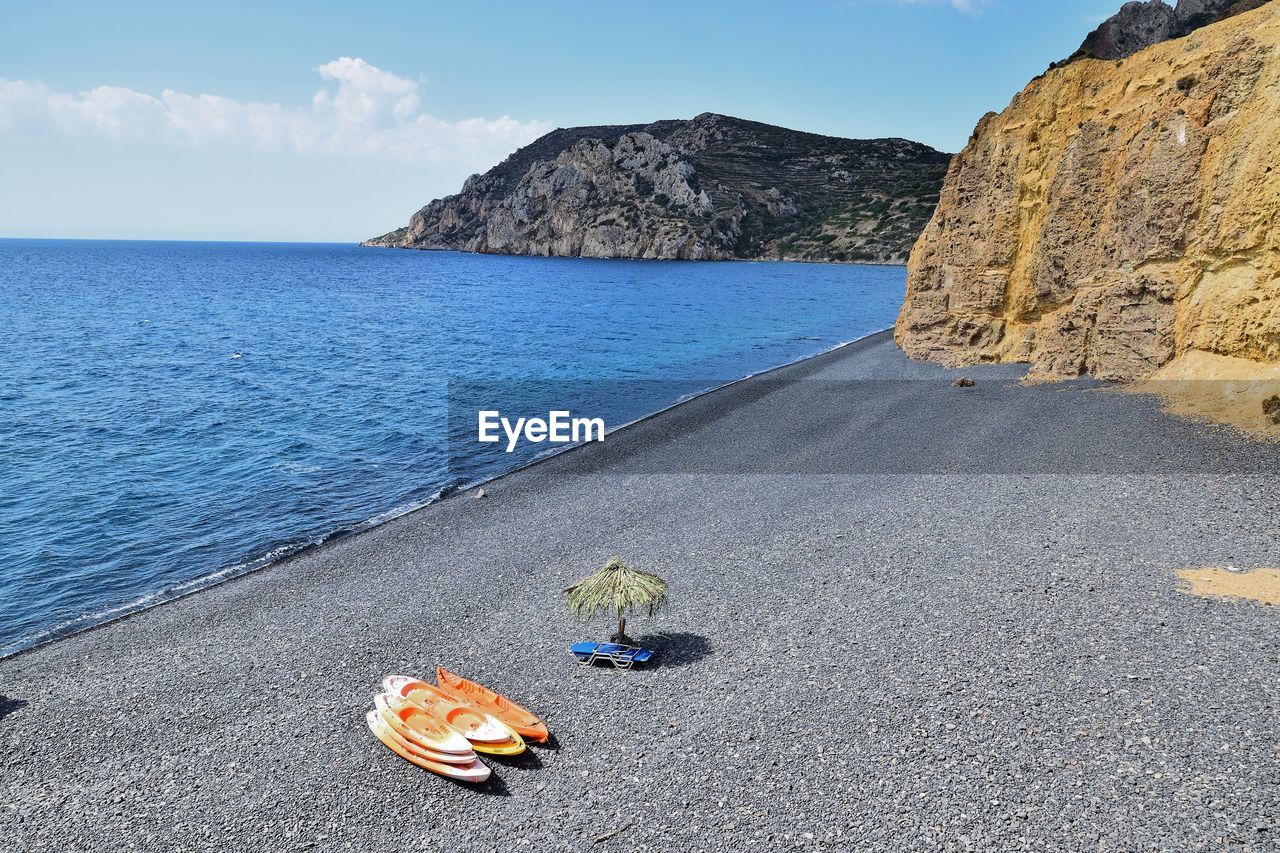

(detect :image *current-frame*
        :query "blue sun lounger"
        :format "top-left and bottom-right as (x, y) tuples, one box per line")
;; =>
(571, 641), (655, 670)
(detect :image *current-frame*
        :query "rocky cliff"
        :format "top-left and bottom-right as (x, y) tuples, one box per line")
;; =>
(1065, 0), (1260, 62)
(895, 1), (1280, 424)
(364, 113), (951, 264)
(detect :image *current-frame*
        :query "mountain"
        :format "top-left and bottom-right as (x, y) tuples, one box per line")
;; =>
(895, 1), (1280, 428)
(1064, 0), (1270, 62)
(363, 113), (951, 264)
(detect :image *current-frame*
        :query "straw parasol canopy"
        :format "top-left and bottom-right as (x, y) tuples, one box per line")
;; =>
(564, 557), (668, 644)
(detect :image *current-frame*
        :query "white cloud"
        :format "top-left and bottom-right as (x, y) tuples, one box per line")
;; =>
(0, 58), (550, 165)
(314, 57), (420, 124)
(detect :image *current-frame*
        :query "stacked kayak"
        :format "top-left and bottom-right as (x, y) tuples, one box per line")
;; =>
(365, 669), (548, 782)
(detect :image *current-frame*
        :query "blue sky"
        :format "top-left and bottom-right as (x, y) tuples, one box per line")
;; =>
(0, 0), (1121, 241)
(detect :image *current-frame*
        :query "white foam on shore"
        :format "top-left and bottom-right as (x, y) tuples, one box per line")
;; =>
(1, 540), (322, 657)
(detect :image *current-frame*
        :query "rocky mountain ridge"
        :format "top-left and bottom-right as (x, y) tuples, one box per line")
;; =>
(364, 113), (951, 264)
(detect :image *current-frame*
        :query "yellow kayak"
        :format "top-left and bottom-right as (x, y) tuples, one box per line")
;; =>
(468, 720), (527, 756)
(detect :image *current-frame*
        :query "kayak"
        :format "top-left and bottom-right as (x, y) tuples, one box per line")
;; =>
(435, 667), (549, 743)
(372, 692), (474, 755)
(466, 720), (527, 757)
(383, 675), (523, 750)
(382, 675), (511, 742)
(365, 711), (490, 783)
(370, 700), (479, 766)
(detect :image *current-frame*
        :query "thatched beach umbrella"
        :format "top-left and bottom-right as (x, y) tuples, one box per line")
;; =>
(564, 557), (668, 645)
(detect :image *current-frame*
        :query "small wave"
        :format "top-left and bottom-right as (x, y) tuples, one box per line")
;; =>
(0, 488), (461, 658)
(358, 489), (449, 528)
(0, 539), (326, 657)
(675, 384), (720, 405)
(274, 460), (323, 474)
(2, 592), (165, 656)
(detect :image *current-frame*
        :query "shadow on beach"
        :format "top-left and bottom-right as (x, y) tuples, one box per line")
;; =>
(533, 732), (561, 751)
(638, 631), (713, 669)
(465, 772), (512, 797)
(0, 695), (27, 723)
(487, 748), (543, 770)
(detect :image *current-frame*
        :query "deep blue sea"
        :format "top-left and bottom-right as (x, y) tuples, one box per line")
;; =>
(0, 240), (905, 655)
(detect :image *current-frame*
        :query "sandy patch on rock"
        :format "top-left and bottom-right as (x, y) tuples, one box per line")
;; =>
(1129, 350), (1280, 440)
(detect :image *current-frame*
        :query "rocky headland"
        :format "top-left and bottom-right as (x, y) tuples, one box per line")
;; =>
(364, 113), (951, 264)
(895, 1), (1280, 433)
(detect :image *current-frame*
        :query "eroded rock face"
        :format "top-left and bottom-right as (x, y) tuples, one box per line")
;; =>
(896, 3), (1280, 382)
(364, 113), (951, 264)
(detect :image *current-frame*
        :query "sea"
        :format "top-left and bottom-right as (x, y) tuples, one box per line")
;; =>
(0, 240), (906, 655)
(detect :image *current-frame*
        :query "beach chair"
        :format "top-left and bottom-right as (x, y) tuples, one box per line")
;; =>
(570, 641), (655, 670)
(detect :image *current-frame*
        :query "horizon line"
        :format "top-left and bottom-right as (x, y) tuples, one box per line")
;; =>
(0, 236), (363, 245)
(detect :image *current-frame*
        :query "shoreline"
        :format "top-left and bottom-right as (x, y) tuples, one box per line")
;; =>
(358, 243), (913, 268)
(1, 327), (895, 661)
(5, 238), (912, 268)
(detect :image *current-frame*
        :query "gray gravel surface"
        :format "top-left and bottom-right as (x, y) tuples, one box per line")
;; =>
(2, 332), (1278, 851)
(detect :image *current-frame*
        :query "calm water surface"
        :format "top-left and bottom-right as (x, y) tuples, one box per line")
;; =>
(0, 240), (905, 654)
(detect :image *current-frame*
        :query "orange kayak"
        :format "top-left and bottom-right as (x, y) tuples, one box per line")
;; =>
(370, 699), (478, 766)
(383, 676), (525, 754)
(372, 692), (474, 756)
(365, 711), (490, 783)
(435, 666), (549, 743)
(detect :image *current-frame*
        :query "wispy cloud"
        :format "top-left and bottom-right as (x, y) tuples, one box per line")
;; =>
(0, 57), (551, 165)
(896, 0), (992, 12)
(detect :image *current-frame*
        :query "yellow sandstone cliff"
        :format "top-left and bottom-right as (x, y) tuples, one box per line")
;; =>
(895, 3), (1280, 433)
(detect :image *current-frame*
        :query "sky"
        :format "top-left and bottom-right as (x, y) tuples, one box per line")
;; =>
(0, 0), (1124, 242)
